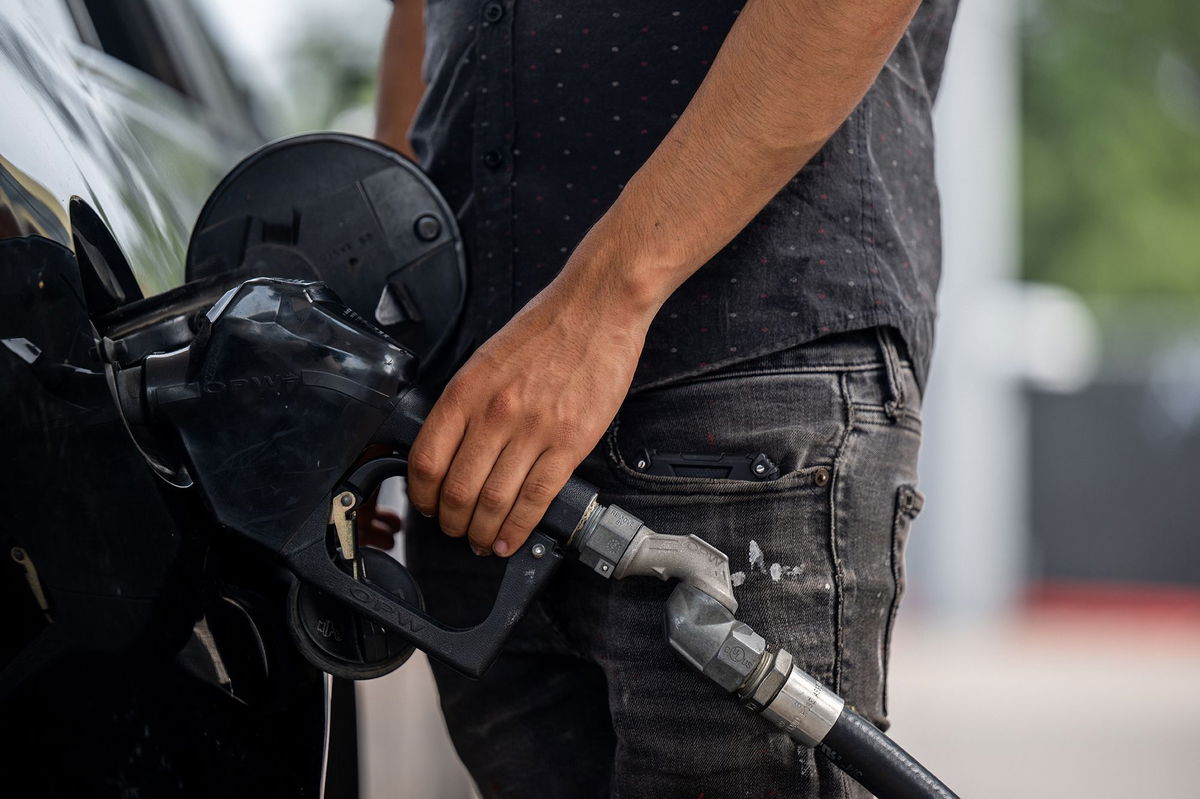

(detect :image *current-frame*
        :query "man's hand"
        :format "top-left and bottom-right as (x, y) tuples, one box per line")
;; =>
(376, 0), (425, 159)
(406, 243), (656, 557)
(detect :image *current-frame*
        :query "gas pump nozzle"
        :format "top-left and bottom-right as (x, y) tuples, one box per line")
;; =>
(103, 277), (580, 676)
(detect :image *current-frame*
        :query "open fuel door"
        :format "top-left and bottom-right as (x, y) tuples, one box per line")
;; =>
(186, 132), (467, 378)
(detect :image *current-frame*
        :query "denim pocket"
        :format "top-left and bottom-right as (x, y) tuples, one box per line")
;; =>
(602, 368), (848, 497)
(882, 483), (923, 717)
(603, 422), (833, 498)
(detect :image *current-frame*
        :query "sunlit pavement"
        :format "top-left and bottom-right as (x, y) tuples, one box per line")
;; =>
(359, 605), (1200, 798)
(358, 651), (476, 799)
(887, 608), (1200, 799)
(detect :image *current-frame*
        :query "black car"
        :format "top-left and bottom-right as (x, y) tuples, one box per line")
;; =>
(0, 3), (467, 796)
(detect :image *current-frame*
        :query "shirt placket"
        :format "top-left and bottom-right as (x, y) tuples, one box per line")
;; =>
(473, 0), (517, 334)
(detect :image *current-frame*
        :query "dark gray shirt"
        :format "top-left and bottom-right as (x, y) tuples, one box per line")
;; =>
(410, 1), (958, 390)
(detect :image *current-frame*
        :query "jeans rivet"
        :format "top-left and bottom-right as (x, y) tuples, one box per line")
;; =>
(814, 467), (830, 487)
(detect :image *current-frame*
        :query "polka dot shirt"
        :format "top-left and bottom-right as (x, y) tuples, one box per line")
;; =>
(408, 0), (959, 392)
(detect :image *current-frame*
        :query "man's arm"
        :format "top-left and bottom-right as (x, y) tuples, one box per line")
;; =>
(403, 0), (921, 557)
(375, 0), (425, 159)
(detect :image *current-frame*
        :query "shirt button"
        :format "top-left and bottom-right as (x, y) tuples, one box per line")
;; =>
(482, 2), (504, 23)
(482, 149), (504, 169)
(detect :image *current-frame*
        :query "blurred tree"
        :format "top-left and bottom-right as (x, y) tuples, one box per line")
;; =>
(189, 0), (388, 137)
(283, 20), (381, 132)
(1021, 0), (1200, 301)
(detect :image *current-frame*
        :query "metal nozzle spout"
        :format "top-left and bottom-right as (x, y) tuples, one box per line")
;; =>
(618, 527), (738, 613)
(664, 583), (845, 747)
(664, 583), (766, 693)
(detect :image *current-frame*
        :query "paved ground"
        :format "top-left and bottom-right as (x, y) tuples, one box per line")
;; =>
(887, 609), (1200, 799)
(357, 651), (474, 799)
(359, 609), (1200, 798)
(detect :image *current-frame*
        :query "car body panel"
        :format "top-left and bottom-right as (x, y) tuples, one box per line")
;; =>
(0, 0), (257, 289)
(0, 2), (338, 795)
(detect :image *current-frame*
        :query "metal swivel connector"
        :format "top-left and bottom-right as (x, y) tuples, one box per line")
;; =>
(664, 583), (767, 693)
(664, 583), (844, 747)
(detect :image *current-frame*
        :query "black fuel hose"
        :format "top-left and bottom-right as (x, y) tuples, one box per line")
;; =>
(817, 706), (959, 799)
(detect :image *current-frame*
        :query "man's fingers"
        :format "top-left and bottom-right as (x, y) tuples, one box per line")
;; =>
(435, 424), (507, 545)
(492, 451), (572, 557)
(464, 443), (541, 554)
(406, 398), (466, 517)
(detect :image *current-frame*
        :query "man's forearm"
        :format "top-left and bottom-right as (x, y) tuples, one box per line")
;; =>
(571, 0), (920, 315)
(375, 0), (426, 159)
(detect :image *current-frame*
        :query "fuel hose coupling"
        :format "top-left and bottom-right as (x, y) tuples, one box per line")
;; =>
(563, 498), (739, 613)
(665, 583), (844, 748)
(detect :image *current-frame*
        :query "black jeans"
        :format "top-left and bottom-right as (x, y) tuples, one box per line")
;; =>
(405, 328), (924, 799)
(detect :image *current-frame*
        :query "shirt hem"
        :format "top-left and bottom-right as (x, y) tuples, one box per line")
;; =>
(630, 307), (936, 396)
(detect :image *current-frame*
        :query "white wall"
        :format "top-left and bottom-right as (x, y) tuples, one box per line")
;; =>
(912, 0), (1026, 621)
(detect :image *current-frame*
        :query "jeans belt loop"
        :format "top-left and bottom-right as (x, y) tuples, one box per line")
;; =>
(875, 327), (906, 420)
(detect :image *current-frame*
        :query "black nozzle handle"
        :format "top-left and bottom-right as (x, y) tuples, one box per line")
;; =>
(286, 509), (562, 678)
(369, 384), (435, 456)
(369, 385), (601, 545)
(539, 474), (599, 545)
(322, 452), (597, 676)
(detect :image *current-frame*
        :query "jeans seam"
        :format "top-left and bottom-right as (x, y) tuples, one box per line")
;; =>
(658, 361), (890, 386)
(851, 405), (923, 436)
(535, 591), (591, 662)
(827, 371), (855, 695)
(883, 485), (923, 719)
(876, 328), (906, 420)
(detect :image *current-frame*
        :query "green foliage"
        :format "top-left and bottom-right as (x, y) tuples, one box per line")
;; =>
(284, 27), (379, 130)
(1021, 0), (1200, 299)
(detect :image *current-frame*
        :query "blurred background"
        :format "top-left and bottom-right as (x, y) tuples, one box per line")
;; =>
(187, 0), (1200, 796)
